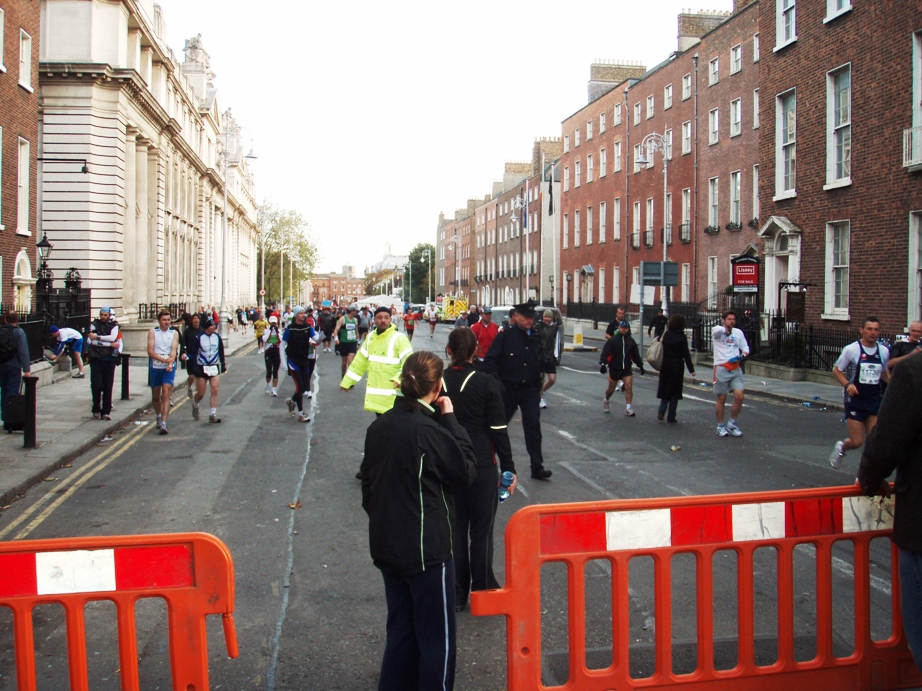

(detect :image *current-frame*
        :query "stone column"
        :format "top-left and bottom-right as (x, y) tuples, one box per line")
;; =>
(135, 138), (150, 305)
(123, 128), (138, 318)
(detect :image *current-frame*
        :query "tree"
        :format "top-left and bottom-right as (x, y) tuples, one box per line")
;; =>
(402, 243), (436, 305)
(257, 201), (321, 307)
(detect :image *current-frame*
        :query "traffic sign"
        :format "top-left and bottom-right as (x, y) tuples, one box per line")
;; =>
(258, 289), (266, 296)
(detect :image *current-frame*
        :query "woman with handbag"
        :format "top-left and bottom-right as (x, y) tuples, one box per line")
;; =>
(656, 314), (696, 423)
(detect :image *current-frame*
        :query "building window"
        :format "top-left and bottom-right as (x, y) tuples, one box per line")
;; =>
(730, 170), (741, 224)
(613, 141), (622, 172)
(681, 263), (690, 302)
(709, 108), (719, 145)
(0, 9), (6, 71)
(752, 164), (760, 219)
(682, 188), (691, 241)
(564, 166), (570, 192)
(574, 209), (581, 247)
(664, 84), (673, 110)
(708, 177), (719, 226)
(613, 198), (621, 240)
(633, 201), (641, 240)
(646, 198), (654, 231)
(575, 160), (581, 187)
(563, 214), (569, 249)
(777, 0), (797, 49)
(708, 256), (718, 308)
(564, 134), (570, 153)
(17, 138), (30, 235)
(614, 103), (622, 125)
(682, 73), (692, 100)
(664, 129), (673, 159)
(731, 44), (742, 74)
(646, 94), (655, 119)
(600, 111), (606, 133)
(709, 57), (719, 86)
(826, 64), (851, 186)
(753, 33), (760, 62)
(587, 120), (594, 140)
(633, 102), (642, 125)
(613, 266), (620, 303)
(730, 98), (742, 137)
(753, 89), (760, 128)
(633, 143), (642, 173)
(825, 221), (850, 317)
(600, 201), (607, 243)
(19, 29), (32, 90)
(587, 206), (593, 245)
(600, 148), (607, 177)
(776, 90), (797, 197)
(599, 267), (606, 303)
(825, 0), (851, 23)
(587, 154), (594, 183)
(682, 121), (692, 154)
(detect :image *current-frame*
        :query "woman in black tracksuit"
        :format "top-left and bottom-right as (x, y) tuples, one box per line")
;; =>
(362, 351), (477, 691)
(443, 326), (516, 612)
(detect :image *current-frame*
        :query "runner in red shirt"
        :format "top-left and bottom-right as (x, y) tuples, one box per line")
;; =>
(470, 306), (499, 360)
(403, 309), (418, 341)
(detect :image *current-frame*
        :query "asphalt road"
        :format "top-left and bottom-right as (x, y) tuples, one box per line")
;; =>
(0, 325), (894, 690)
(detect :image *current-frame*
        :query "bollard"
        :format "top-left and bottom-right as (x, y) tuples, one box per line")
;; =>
(120, 352), (131, 400)
(23, 375), (37, 449)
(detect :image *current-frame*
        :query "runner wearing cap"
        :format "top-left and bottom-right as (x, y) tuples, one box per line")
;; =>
(262, 315), (283, 396)
(334, 305), (361, 378)
(48, 325), (86, 378)
(283, 306), (319, 422)
(192, 317), (226, 424)
(599, 320), (645, 417)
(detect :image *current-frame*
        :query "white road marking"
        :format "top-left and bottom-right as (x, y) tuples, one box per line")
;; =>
(561, 366), (599, 375)
(548, 390), (589, 406)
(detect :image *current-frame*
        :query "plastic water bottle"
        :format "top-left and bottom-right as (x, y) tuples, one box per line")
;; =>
(498, 471), (515, 503)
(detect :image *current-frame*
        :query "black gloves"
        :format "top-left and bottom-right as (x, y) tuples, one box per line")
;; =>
(638, 367), (646, 376)
(599, 364), (607, 374)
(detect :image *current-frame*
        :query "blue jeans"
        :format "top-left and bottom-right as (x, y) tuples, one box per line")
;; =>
(900, 548), (922, 670)
(1, 365), (23, 427)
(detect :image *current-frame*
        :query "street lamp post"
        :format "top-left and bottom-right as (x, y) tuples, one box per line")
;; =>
(448, 235), (461, 296)
(635, 131), (670, 316)
(548, 274), (555, 307)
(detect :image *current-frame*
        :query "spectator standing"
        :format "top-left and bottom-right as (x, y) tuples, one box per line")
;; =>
(48, 325), (86, 378)
(470, 306), (498, 361)
(1, 311), (31, 432)
(604, 306), (627, 341)
(648, 308), (668, 339)
(655, 314), (696, 423)
(86, 306), (121, 420)
(887, 320), (922, 372)
(467, 305), (480, 326)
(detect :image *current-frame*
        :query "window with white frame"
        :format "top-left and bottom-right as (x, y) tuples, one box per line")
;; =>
(682, 121), (692, 154)
(682, 188), (691, 236)
(613, 141), (622, 172)
(0, 9), (6, 71)
(575, 127), (581, 147)
(563, 214), (569, 249)
(682, 73), (692, 100)
(600, 111), (606, 133)
(709, 57), (719, 86)
(777, 0), (796, 49)
(664, 84), (673, 110)
(753, 89), (760, 128)
(633, 102), (642, 125)
(575, 160), (581, 187)
(613, 266), (621, 303)
(614, 103), (622, 125)
(776, 89), (797, 197)
(731, 44), (742, 74)
(665, 193), (673, 243)
(753, 33), (760, 62)
(17, 137), (30, 234)
(644, 139), (655, 169)
(708, 177), (719, 226)
(613, 198), (621, 240)
(730, 170), (741, 224)
(826, 64), (851, 186)
(633, 143), (642, 173)
(665, 128), (673, 159)
(599, 267), (606, 303)
(646, 198), (654, 232)
(708, 256), (718, 308)
(564, 134), (570, 153)
(587, 206), (593, 244)
(752, 164), (760, 219)
(646, 94), (654, 119)
(564, 166), (570, 192)
(600, 201), (607, 243)
(633, 266), (640, 295)
(825, 221), (850, 316)
(587, 154), (594, 183)
(587, 120), (593, 140)
(19, 29), (32, 90)
(600, 148), (607, 177)
(730, 98), (742, 136)
(681, 263), (690, 301)
(633, 201), (641, 234)
(709, 108), (719, 144)
(825, 0), (851, 22)
(574, 209), (581, 246)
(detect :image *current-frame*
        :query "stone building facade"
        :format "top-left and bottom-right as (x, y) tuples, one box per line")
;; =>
(38, 0), (258, 323)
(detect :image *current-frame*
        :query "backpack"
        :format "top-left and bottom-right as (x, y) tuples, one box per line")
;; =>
(0, 325), (16, 363)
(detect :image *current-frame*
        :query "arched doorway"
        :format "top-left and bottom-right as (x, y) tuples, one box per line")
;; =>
(759, 216), (803, 313)
(12, 250), (35, 312)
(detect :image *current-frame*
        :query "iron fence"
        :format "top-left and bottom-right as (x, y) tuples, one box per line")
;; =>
(137, 303), (188, 320)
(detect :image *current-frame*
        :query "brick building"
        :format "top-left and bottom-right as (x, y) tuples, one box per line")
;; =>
(435, 201), (475, 302)
(310, 270), (364, 305)
(757, 0), (922, 331)
(0, 0), (40, 309)
(559, 4), (761, 314)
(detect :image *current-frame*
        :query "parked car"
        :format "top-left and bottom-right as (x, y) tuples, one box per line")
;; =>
(490, 304), (564, 365)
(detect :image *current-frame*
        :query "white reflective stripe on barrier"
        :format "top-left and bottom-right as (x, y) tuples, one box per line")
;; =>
(36, 549), (116, 595)
(606, 509), (672, 551)
(732, 502), (786, 541)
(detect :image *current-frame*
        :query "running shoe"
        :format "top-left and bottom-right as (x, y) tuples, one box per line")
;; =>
(287, 398), (296, 416)
(726, 420), (743, 437)
(298, 411), (311, 423)
(830, 440), (845, 469)
(625, 407), (636, 417)
(192, 403), (200, 420)
(306, 391), (313, 399)
(615, 381), (624, 393)
(265, 383), (272, 395)
(158, 422), (168, 435)
(539, 396), (547, 409)
(209, 413), (222, 424)
(101, 414), (111, 421)
(72, 372), (85, 379)
(271, 388), (278, 397)
(602, 398), (611, 413)
(717, 423), (729, 437)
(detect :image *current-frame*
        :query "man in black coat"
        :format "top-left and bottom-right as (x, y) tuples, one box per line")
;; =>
(482, 300), (553, 480)
(858, 352), (922, 670)
(599, 320), (645, 417)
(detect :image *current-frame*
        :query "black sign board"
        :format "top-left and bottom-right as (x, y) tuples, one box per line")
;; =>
(786, 291), (806, 322)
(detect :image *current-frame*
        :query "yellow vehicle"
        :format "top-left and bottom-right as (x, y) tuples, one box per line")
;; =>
(439, 296), (468, 322)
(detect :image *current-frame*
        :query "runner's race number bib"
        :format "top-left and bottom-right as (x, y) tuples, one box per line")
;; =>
(203, 365), (219, 377)
(858, 362), (881, 385)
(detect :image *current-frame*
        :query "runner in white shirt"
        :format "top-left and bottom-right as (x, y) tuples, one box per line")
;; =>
(712, 310), (750, 437)
(146, 310), (179, 434)
(426, 304), (439, 338)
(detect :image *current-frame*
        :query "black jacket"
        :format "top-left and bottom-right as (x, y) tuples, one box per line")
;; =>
(858, 354), (922, 551)
(656, 329), (695, 400)
(600, 332), (644, 373)
(443, 363), (515, 474)
(362, 403), (477, 576)
(482, 324), (548, 387)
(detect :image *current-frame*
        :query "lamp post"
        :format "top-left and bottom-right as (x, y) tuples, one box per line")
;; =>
(549, 274), (555, 307)
(35, 234), (54, 312)
(635, 131), (670, 315)
(565, 272), (572, 306)
(448, 234), (461, 296)
(422, 248), (432, 304)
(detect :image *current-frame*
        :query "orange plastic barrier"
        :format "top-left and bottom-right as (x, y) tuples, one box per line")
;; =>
(0, 532), (238, 691)
(472, 484), (922, 690)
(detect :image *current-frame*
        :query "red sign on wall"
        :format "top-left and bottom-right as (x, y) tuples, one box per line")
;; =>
(731, 256), (760, 293)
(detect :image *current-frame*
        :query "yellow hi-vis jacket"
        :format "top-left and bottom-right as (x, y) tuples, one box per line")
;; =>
(340, 324), (413, 414)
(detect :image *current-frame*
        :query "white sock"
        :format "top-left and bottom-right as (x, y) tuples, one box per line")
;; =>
(210, 408), (216, 416)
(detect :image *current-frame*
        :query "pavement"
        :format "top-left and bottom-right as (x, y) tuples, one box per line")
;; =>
(0, 332), (256, 507)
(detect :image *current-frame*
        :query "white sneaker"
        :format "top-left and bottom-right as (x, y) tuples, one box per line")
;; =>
(717, 423), (729, 437)
(602, 398), (610, 413)
(298, 410), (311, 423)
(265, 384), (272, 395)
(615, 381), (624, 393)
(539, 396), (547, 409)
(271, 388), (278, 397)
(726, 420), (742, 437)
(625, 407), (635, 417)
(830, 441), (845, 469)
(306, 391), (313, 399)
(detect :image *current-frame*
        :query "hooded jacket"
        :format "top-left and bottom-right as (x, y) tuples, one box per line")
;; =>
(600, 331), (644, 373)
(340, 324), (413, 413)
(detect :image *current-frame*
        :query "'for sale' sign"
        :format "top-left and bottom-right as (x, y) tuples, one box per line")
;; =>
(731, 256), (760, 293)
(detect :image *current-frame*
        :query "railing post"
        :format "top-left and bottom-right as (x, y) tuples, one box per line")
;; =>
(23, 375), (37, 449)
(120, 353), (131, 400)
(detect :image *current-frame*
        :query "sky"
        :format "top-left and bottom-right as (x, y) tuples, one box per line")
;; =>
(154, 0), (735, 275)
